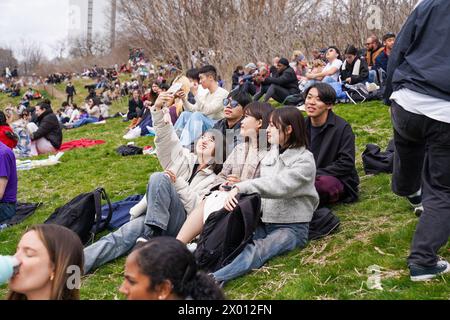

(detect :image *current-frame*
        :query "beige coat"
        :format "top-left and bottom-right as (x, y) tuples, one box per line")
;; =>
(151, 108), (217, 214)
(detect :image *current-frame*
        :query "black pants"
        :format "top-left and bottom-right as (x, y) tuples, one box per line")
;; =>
(67, 95), (74, 104)
(253, 85), (270, 102)
(391, 101), (450, 267)
(263, 84), (291, 104)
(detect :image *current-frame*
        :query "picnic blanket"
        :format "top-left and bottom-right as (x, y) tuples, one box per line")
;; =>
(59, 139), (106, 152)
(16, 152), (64, 171)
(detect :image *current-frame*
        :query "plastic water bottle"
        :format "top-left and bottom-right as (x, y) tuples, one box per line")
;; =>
(0, 256), (20, 284)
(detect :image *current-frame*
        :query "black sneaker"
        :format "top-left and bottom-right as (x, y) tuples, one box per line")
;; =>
(407, 194), (423, 217)
(409, 259), (450, 282)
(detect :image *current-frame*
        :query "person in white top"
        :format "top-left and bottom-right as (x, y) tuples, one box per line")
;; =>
(304, 46), (343, 89)
(174, 65), (229, 148)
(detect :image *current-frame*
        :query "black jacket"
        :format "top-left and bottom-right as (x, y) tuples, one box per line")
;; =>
(340, 58), (369, 85)
(32, 109), (63, 149)
(306, 111), (359, 203)
(128, 98), (143, 115)
(213, 117), (243, 162)
(65, 85), (76, 96)
(263, 66), (300, 94)
(385, 0), (450, 103)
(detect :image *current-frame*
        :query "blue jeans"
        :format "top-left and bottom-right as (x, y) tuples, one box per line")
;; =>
(174, 111), (216, 147)
(83, 173), (187, 273)
(368, 70), (377, 83)
(73, 117), (98, 128)
(212, 223), (309, 283)
(0, 203), (16, 224)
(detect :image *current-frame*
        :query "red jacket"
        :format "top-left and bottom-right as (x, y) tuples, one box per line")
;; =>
(0, 125), (18, 149)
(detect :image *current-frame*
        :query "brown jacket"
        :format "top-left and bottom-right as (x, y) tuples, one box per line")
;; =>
(366, 46), (384, 67)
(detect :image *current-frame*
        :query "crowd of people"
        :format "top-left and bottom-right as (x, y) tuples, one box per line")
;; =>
(1, 0), (449, 300)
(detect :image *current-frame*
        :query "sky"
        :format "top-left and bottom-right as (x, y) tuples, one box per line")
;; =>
(0, 0), (109, 60)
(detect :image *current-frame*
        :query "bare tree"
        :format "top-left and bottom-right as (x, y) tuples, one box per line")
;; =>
(18, 40), (44, 75)
(0, 47), (18, 72)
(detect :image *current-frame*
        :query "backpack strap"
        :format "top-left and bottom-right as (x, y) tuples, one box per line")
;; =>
(90, 188), (113, 243)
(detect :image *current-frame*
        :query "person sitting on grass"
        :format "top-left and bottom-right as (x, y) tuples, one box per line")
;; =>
(0, 111), (18, 150)
(120, 237), (224, 300)
(175, 102), (274, 247)
(174, 65), (229, 148)
(6, 224), (84, 300)
(28, 101), (63, 156)
(213, 89), (252, 162)
(0, 139), (17, 223)
(260, 58), (300, 104)
(83, 92), (222, 273)
(340, 45), (369, 85)
(179, 107), (319, 284)
(65, 98), (100, 129)
(5, 108), (32, 158)
(304, 46), (343, 90)
(304, 83), (359, 205)
(127, 89), (144, 121)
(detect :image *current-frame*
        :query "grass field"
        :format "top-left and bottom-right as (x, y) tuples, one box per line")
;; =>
(0, 88), (449, 300)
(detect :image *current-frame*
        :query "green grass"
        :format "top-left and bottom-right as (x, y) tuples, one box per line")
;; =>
(0, 91), (449, 300)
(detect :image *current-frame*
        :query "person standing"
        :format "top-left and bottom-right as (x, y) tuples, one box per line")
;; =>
(385, 0), (450, 282)
(65, 81), (76, 105)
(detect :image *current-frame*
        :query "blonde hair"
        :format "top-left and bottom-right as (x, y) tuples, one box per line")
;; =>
(312, 59), (326, 68)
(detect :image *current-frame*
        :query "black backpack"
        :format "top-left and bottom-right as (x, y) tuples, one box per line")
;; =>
(362, 139), (395, 175)
(308, 207), (341, 241)
(116, 145), (143, 156)
(44, 188), (113, 245)
(194, 193), (262, 273)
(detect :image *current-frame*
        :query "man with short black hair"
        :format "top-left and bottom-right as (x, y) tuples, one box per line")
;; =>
(213, 89), (251, 162)
(261, 58), (300, 104)
(304, 83), (359, 205)
(174, 65), (229, 148)
(374, 33), (396, 74)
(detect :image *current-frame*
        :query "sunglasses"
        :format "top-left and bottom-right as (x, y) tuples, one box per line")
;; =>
(223, 99), (240, 108)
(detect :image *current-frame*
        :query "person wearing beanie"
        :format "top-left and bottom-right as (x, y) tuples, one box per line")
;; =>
(340, 45), (369, 85)
(260, 57), (300, 104)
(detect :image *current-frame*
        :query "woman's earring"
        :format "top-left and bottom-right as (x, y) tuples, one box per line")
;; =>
(50, 274), (55, 281)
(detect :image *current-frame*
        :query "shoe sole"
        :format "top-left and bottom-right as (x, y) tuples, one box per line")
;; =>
(410, 264), (450, 282)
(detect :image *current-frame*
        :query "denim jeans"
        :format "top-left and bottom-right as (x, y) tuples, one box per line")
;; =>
(391, 102), (450, 267)
(174, 111), (216, 147)
(368, 70), (377, 83)
(212, 222), (309, 282)
(83, 173), (187, 273)
(73, 117), (98, 128)
(0, 203), (16, 224)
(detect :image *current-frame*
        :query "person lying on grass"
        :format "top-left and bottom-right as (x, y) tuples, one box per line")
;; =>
(120, 237), (224, 300)
(83, 91), (222, 274)
(177, 107), (319, 284)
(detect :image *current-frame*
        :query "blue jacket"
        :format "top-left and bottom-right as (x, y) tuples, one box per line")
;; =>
(385, 0), (450, 103)
(374, 50), (389, 73)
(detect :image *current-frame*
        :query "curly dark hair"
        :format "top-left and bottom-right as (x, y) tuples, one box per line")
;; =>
(135, 237), (225, 300)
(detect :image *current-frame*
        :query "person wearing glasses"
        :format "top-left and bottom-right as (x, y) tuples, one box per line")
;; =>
(83, 92), (223, 274)
(213, 90), (252, 163)
(365, 34), (384, 83)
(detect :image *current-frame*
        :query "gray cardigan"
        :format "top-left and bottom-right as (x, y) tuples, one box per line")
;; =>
(236, 146), (319, 224)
